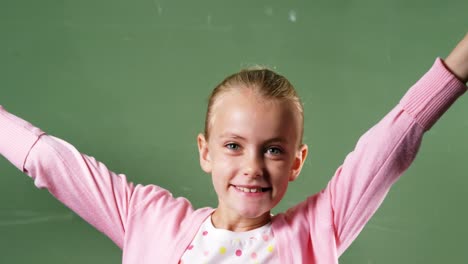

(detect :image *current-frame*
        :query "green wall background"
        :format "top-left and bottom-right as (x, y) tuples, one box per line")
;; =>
(1, 0), (467, 263)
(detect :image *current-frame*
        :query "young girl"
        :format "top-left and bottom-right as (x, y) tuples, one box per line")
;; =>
(1, 34), (467, 263)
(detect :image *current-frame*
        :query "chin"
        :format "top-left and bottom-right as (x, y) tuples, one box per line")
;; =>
(238, 208), (270, 219)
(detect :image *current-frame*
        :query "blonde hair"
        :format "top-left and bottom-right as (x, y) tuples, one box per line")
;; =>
(204, 66), (304, 145)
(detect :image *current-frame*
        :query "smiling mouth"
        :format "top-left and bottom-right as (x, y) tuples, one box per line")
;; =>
(233, 185), (272, 193)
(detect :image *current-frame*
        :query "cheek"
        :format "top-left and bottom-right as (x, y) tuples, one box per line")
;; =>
(212, 146), (244, 167)
(267, 159), (292, 176)
(266, 161), (295, 191)
(210, 154), (239, 187)
(212, 153), (236, 173)
(270, 162), (292, 185)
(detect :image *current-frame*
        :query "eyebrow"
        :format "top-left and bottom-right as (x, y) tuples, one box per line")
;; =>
(219, 133), (289, 144)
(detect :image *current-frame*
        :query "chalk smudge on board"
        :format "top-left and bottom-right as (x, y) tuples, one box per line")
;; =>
(153, 0), (163, 15)
(289, 10), (297, 22)
(0, 210), (74, 226)
(181, 186), (192, 192)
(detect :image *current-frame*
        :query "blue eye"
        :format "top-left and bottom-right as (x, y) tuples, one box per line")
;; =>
(225, 143), (240, 150)
(266, 147), (282, 155)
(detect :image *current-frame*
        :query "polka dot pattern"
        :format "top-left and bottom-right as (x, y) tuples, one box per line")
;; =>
(179, 216), (277, 263)
(267, 245), (274, 253)
(219, 247), (226, 255)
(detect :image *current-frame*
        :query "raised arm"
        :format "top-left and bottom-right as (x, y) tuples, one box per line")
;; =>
(328, 33), (468, 254)
(0, 106), (190, 249)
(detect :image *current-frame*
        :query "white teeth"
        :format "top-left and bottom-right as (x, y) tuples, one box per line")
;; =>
(235, 186), (262, 193)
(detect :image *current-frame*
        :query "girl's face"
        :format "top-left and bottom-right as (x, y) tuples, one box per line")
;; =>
(197, 88), (308, 223)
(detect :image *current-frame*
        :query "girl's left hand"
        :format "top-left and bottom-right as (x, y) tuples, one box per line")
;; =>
(445, 33), (468, 83)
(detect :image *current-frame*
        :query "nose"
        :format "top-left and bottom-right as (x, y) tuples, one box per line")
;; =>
(242, 152), (264, 178)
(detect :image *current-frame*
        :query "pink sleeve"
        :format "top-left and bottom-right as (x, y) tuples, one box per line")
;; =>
(318, 58), (466, 255)
(0, 107), (180, 249)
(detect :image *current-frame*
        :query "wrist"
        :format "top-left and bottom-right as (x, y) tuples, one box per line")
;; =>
(442, 57), (468, 83)
(444, 33), (468, 84)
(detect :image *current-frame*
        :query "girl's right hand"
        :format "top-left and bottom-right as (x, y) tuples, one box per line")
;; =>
(445, 32), (468, 83)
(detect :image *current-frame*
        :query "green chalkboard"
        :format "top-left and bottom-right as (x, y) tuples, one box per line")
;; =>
(1, 0), (467, 263)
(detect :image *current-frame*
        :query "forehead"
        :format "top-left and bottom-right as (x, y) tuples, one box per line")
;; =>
(209, 89), (300, 144)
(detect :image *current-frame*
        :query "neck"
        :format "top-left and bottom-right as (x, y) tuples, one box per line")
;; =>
(211, 209), (271, 232)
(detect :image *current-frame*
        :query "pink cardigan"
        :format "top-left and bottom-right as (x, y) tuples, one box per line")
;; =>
(0, 59), (466, 263)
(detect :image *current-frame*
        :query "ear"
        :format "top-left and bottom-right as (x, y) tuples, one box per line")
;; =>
(197, 133), (212, 173)
(289, 144), (308, 182)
